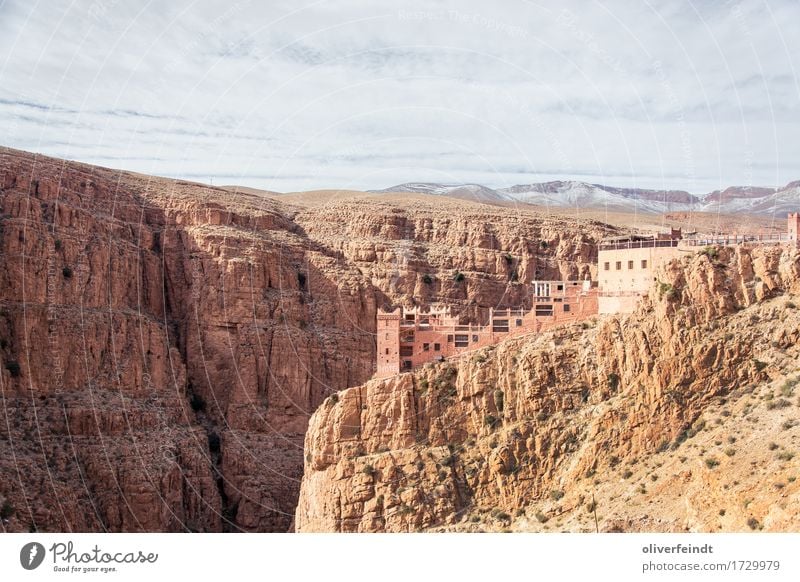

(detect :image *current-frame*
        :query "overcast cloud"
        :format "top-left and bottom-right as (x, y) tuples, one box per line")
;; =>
(0, 0), (798, 193)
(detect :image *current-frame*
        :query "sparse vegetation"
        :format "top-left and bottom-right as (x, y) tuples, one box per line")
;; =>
(452, 271), (465, 283)
(549, 490), (564, 501)
(699, 246), (719, 260)
(534, 511), (548, 523)
(422, 274), (433, 285)
(362, 464), (376, 476)
(704, 457), (720, 469)
(622, 469), (633, 479)
(753, 359), (768, 372)
(747, 517), (760, 530)
(776, 451), (794, 461)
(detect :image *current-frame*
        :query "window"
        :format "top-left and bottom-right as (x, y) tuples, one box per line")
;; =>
(447, 334), (453, 342)
(434, 343), (440, 351)
(423, 343), (429, 352)
(515, 319), (522, 326)
(563, 304), (571, 312)
(400, 346), (413, 357)
(628, 260), (634, 269)
(492, 319), (509, 332)
(535, 305), (554, 316)
(641, 259), (648, 268)
(604, 262), (610, 271)
(472, 335), (478, 342)
(556, 284), (564, 291)
(402, 360), (412, 370)
(454, 334), (469, 347)
(385, 348), (389, 355)
(616, 261), (622, 270)
(385, 333), (389, 339)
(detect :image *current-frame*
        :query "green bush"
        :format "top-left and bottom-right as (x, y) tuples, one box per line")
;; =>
(699, 246), (719, 260)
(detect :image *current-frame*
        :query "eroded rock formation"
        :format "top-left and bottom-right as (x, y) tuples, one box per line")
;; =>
(296, 244), (800, 532)
(0, 147), (608, 532)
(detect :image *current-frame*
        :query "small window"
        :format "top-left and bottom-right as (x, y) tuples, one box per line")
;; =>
(472, 334), (478, 342)
(385, 333), (389, 339)
(385, 348), (389, 355)
(604, 262), (610, 271)
(447, 334), (453, 342)
(641, 260), (648, 268)
(400, 346), (413, 357)
(515, 319), (522, 326)
(403, 360), (412, 370)
(556, 284), (564, 291)
(423, 343), (429, 352)
(434, 343), (441, 351)
(615, 261), (622, 270)
(628, 260), (634, 269)
(563, 304), (571, 312)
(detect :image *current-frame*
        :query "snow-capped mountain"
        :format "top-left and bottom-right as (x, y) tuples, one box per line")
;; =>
(499, 181), (699, 213)
(372, 180), (800, 216)
(371, 183), (512, 204)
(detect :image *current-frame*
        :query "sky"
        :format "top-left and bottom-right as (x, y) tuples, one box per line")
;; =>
(0, 0), (798, 194)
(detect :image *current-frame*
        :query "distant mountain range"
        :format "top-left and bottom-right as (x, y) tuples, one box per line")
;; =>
(372, 181), (800, 216)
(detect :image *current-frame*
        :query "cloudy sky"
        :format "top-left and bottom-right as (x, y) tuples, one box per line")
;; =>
(0, 0), (798, 193)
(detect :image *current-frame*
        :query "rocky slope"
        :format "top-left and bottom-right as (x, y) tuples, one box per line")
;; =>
(0, 147), (609, 532)
(296, 244), (800, 532)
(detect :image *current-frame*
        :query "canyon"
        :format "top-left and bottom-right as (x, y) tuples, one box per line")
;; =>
(0, 147), (608, 532)
(296, 243), (800, 532)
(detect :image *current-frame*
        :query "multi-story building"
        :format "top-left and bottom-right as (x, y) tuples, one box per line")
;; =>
(376, 280), (597, 378)
(376, 213), (798, 378)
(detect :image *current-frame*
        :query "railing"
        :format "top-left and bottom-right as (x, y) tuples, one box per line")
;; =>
(679, 233), (788, 246)
(599, 240), (679, 251)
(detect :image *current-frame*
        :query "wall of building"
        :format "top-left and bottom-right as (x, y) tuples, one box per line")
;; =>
(597, 245), (686, 313)
(375, 281), (598, 378)
(789, 213), (799, 243)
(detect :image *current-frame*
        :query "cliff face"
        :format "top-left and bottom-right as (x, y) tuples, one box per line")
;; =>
(295, 196), (606, 318)
(0, 148), (608, 532)
(296, 244), (800, 532)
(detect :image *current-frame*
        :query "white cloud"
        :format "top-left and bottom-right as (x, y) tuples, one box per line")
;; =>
(0, 0), (797, 193)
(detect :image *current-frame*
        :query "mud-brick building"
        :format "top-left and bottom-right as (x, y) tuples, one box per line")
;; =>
(376, 280), (598, 378)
